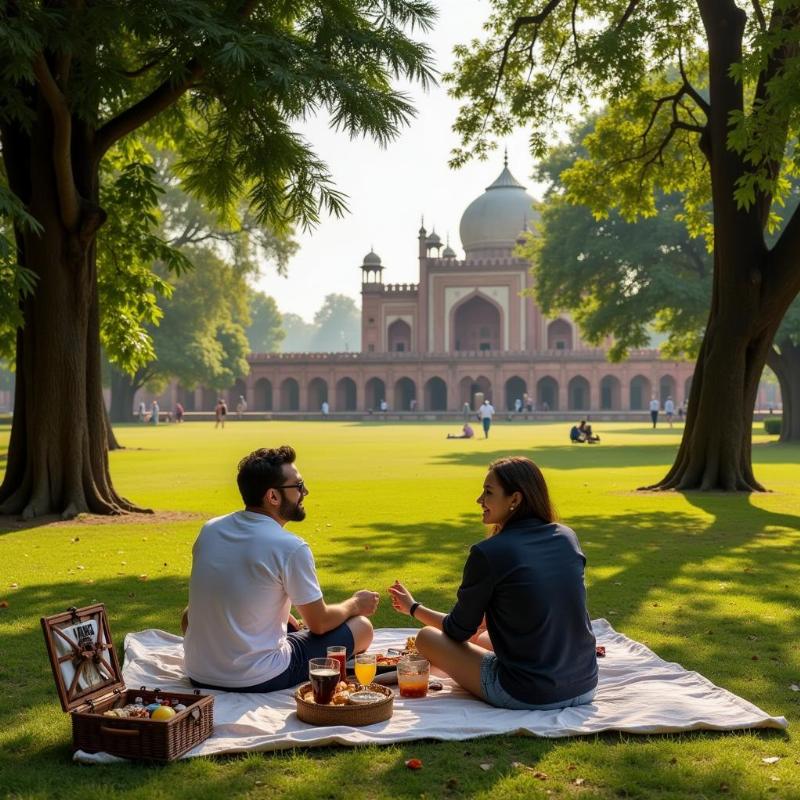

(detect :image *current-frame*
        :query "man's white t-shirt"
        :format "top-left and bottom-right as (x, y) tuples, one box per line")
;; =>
(183, 511), (322, 687)
(649, 399), (660, 412)
(664, 399), (675, 415)
(479, 402), (495, 419)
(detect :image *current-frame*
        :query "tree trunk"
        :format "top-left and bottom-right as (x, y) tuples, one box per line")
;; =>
(768, 338), (800, 442)
(109, 367), (140, 424)
(0, 118), (146, 518)
(644, 253), (779, 492)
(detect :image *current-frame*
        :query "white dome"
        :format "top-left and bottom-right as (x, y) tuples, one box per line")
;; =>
(459, 164), (537, 256)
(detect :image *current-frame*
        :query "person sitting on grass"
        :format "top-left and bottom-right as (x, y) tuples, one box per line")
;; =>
(389, 456), (598, 710)
(578, 420), (600, 443)
(182, 445), (379, 692)
(447, 422), (475, 439)
(570, 423), (586, 443)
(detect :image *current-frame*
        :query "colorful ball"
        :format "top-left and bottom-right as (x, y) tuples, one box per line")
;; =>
(150, 705), (176, 721)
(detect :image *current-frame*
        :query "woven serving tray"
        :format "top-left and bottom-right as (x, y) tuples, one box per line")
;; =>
(295, 682), (393, 727)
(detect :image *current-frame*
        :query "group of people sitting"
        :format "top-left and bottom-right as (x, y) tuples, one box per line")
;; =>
(570, 420), (600, 443)
(182, 446), (598, 711)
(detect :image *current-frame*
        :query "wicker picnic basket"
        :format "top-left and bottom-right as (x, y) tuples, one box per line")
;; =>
(295, 682), (393, 727)
(42, 604), (213, 762)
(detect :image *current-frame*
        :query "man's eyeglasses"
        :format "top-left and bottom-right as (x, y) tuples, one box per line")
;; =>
(277, 480), (306, 494)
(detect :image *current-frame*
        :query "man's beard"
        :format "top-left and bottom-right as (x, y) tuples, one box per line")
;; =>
(279, 494), (306, 522)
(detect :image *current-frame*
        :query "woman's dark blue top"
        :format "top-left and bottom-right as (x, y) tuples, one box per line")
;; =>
(442, 516), (598, 704)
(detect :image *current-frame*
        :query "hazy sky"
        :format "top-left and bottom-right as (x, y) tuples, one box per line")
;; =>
(255, 0), (543, 322)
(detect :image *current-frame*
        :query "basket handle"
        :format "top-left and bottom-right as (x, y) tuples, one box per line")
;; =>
(99, 726), (141, 737)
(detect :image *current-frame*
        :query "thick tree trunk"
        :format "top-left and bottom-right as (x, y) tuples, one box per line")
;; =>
(109, 367), (140, 424)
(644, 307), (776, 491)
(768, 338), (800, 442)
(0, 119), (146, 518)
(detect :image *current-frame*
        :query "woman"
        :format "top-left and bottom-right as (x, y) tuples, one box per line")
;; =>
(389, 456), (597, 710)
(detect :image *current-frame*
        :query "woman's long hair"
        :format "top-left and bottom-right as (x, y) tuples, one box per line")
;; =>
(488, 456), (557, 534)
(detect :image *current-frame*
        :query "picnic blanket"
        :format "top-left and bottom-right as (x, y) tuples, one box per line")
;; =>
(74, 619), (787, 762)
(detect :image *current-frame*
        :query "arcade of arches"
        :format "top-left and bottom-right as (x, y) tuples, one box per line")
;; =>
(188, 366), (695, 413)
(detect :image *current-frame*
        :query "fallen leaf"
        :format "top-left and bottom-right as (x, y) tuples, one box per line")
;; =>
(445, 777), (459, 790)
(138, 574), (149, 581)
(479, 763), (492, 771)
(567, 764), (577, 771)
(747, 634), (758, 641)
(254, 780), (263, 786)
(669, 757), (678, 765)
(573, 778), (586, 786)
(533, 771), (548, 780)
(405, 758), (423, 770)
(789, 684), (799, 692)
(77, 565), (85, 570)
(9, 583), (18, 589)
(0, 600), (8, 608)
(762, 756), (780, 764)
(752, 655), (760, 661)
(719, 782), (729, 793)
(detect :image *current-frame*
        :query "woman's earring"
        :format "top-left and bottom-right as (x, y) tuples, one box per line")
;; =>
(509, 505), (515, 512)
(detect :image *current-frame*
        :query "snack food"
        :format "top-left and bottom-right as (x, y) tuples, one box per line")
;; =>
(405, 635), (417, 653)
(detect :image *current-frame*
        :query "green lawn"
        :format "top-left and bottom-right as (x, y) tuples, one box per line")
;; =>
(1, 419), (798, 799)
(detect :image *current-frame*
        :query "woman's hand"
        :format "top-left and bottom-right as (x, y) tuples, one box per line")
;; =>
(388, 580), (415, 615)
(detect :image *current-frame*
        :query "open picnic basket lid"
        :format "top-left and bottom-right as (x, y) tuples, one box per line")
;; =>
(41, 603), (124, 713)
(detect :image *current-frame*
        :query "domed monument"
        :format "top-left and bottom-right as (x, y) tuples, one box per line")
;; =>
(155, 158), (693, 418)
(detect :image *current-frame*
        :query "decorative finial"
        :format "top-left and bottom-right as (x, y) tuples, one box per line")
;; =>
(504, 146), (508, 168)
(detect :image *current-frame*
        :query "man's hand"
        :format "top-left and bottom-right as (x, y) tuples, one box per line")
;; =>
(352, 589), (380, 616)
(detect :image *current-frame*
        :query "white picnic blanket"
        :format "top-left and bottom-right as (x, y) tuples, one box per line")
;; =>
(74, 620), (787, 762)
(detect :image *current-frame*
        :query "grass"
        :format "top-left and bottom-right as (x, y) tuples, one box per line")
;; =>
(1, 419), (799, 799)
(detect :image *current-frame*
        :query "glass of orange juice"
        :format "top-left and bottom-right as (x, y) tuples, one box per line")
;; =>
(354, 653), (377, 689)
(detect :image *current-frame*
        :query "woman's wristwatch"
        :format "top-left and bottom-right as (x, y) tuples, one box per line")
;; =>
(409, 601), (420, 618)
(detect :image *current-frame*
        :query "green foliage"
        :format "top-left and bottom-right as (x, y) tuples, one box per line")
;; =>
(764, 417), (783, 434)
(246, 291), (285, 354)
(281, 312), (317, 352)
(311, 293), (361, 352)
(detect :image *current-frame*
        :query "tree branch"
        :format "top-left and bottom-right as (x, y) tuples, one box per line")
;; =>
(750, 0), (766, 32)
(614, 0), (640, 32)
(32, 52), (80, 229)
(94, 59), (205, 160)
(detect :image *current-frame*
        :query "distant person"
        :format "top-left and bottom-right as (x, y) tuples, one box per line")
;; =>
(649, 396), (660, 428)
(447, 423), (475, 439)
(150, 399), (160, 425)
(379, 399), (388, 413)
(409, 398), (417, 412)
(463, 401), (471, 422)
(479, 399), (495, 438)
(321, 400), (329, 417)
(678, 401), (685, 420)
(570, 424), (585, 443)
(578, 420), (599, 443)
(664, 396), (675, 427)
(541, 401), (550, 412)
(236, 395), (248, 419)
(138, 400), (147, 423)
(174, 402), (185, 423)
(215, 398), (227, 429)
(514, 398), (522, 414)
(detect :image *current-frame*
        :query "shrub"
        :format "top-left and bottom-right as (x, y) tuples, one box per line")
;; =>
(764, 417), (782, 435)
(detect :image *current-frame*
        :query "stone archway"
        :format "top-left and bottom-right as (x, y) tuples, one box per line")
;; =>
(630, 375), (652, 410)
(568, 376), (590, 411)
(280, 378), (299, 411)
(388, 319), (412, 352)
(537, 376), (559, 411)
(505, 376), (527, 411)
(600, 375), (621, 410)
(452, 293), (502, 351)
(254, 378), (273, 411)
(659, 375), (676, 405)
(365, 377), (386, 411)
(336, 377), (357, 411)
(547, 319), (573, 350)
(228, 378), (247, 408)
(424, 377), (448, 411)
(307, 378), (328, 411)
(394, 377), (416, 411)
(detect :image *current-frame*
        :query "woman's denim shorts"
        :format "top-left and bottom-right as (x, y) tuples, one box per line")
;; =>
(480, 653), (596, 711)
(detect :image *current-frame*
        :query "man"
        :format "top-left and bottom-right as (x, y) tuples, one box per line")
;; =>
(649, 395), (660, 429)
(236, 395), (248, 419)
(664, 396), (675, 427)
(479, 398), (495, 438)
(321, 400), (329, 417)
(183, 445), (378, 692)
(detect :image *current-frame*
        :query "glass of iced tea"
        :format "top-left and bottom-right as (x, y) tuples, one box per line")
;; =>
(308, 657), (340, 704)
(397, 655), (430, 698)
(326, 645), (347, 681)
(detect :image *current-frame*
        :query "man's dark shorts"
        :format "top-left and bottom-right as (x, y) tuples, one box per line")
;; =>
(189, 622), (355, 693)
